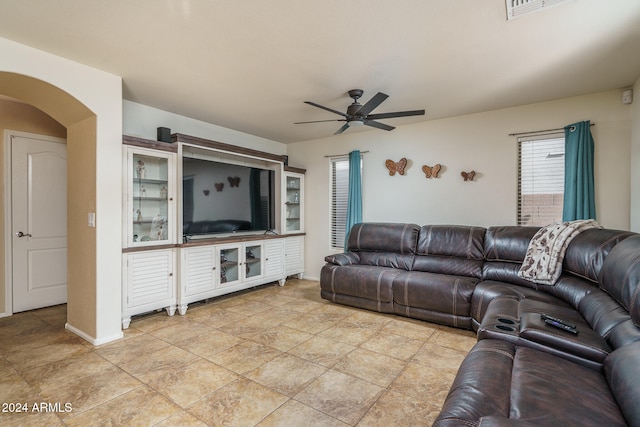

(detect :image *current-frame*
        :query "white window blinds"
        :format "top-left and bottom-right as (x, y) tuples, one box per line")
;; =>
(330, 158), (349, 249)
(517, 135), (565, 226)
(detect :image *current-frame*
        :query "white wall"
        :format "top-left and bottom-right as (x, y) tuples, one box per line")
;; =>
(631, 77), (640, 233)
(123, 100), (286, 155)
(288, 90), (633, 280)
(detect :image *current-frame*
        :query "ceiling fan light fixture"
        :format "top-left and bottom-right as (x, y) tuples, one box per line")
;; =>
(348, 119), (364, 127)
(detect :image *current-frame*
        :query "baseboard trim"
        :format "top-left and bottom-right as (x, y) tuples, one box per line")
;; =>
(65, 323), (123, 346)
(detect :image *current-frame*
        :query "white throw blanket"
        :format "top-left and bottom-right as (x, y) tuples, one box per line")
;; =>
(518, 220), (601, 285)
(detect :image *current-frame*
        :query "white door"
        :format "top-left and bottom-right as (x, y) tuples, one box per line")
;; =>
(11, 133), (67, 312)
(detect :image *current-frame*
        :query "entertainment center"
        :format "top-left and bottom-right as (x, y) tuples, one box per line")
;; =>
(121, 134), (305, 328)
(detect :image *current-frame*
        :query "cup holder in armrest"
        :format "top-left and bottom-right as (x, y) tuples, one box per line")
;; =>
(494, 324), (517, 332)
(497, 317), (516, 325)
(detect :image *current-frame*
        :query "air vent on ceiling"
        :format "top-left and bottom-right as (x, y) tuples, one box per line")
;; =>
(506, 0), (570, 20)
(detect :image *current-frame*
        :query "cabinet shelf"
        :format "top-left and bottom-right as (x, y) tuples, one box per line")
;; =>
(220, 261), (238, 268)
(135, 178), (168, 185)
(134, 197), (167, 202)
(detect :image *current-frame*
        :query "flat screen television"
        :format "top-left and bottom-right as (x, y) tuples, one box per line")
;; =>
(182, 156), (275, 238)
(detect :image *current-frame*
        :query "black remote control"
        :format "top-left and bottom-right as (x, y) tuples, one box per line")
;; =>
(544, 318), (578, 334)
(541, 313), (577, 329)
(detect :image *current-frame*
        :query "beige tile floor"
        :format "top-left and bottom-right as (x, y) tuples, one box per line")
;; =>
(0, 279), (477, 426)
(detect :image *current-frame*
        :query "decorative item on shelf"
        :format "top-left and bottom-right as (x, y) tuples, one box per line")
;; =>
(203, 189), (210, 196)
(422, 164), (442, 179)
(246, 249), (255, 259)
(133, 234), (139, 242)
(246, 264), (251, 275)
(461, 171), (476, 181)
(136, 160), (146, 179)
(150, 213), (167, 240)
(221, 254), (228, 263)
(385, 158), (407, 176)
(214, 182), (224, 192)
(136, 209), (142, 223)
(220, 266), (227, 283)
(294, 192), (299, 203)
(228, 176), (241, 187)
(160, 186), (167, 199)
(140, 185), (146, 197)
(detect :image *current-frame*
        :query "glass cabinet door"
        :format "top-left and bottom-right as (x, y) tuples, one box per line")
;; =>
(126, 147), (175, 247)
(285, 173), (303, 233)
(219, 247), (240, 286)
(244, 244), (262, 280)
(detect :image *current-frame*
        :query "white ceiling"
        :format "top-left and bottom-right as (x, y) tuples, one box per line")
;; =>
(1, 0), (639, 144)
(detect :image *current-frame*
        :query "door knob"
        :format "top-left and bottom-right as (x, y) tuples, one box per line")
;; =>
(16, 231), (32, 238)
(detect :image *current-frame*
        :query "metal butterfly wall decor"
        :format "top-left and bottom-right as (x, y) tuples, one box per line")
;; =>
(214, 183), (224, 192)
(385, 158), (407, 176)
(422, 164), (442, 179)
(227, 176), (241, 187)
(461, 171), (476, 181)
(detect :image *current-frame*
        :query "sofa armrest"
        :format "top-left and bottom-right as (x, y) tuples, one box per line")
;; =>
(324, 252), (360, 266)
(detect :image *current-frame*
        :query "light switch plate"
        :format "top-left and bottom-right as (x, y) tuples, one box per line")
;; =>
(88, 212), (96, 227)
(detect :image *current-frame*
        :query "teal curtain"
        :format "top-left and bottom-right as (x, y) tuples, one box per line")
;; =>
(563, 121), (596, 221)
(345, 150), (362, 249)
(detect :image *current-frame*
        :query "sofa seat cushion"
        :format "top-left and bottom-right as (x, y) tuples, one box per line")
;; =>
(320, 264), (401, 312)
(434, 339), (627, 427)
(392, 271), (478, 329)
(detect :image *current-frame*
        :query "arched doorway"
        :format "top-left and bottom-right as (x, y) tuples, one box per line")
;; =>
(0, 65), (123, 344)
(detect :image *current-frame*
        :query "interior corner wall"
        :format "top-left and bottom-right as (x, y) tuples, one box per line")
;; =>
(123, 100), (287, 156)
(0, 36), (123, 344)
(287, 90), (633, 280)
(631, 77), (640, 233)
(0, 100), (67, 316)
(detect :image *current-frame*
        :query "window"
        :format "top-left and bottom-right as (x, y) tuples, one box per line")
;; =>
(330, 158), (349, 249)
(518, 134), (565, 226)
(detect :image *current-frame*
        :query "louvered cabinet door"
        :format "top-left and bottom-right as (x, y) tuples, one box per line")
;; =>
(122, 248), (176, 328)
(285, 236), (304, 278)
(178, 245), (216, 315)
(264, 239), (285, 279)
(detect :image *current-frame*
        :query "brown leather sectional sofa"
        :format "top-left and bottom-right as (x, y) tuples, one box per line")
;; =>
(319, 223), (640, 426)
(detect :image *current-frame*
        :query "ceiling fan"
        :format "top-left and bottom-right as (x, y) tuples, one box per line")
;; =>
(294, 89), (425, 135)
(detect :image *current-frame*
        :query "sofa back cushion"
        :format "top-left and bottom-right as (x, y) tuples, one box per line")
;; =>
(482, 226), (540, 287)
(346, 223), (420, 270)
(599, 235), (640, 326)
(484, 226), (540, 263)
(412, 225), (486, 277)
(564, 228), (635, 283)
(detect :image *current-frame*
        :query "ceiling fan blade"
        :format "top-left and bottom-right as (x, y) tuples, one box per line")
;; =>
(366, 109), (425, 120)
(294, 119), (346, 124)
(304, 101), (348, 118)
(334, 123), (351, 135)
(355, 92), (389, 117)
(364, 120), (395, 131)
